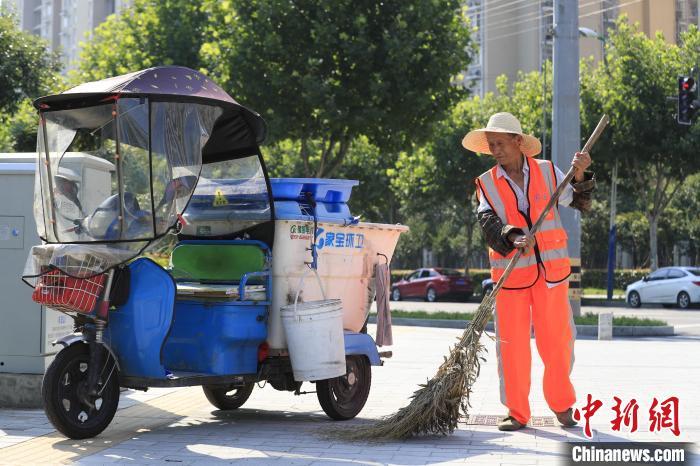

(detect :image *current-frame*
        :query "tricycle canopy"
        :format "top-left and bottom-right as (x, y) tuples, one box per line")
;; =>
(25, 66), (274, 279)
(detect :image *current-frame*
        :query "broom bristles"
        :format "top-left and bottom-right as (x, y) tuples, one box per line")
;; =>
(329, 294), (496, 441)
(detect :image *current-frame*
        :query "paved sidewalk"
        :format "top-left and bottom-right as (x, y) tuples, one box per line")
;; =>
(1, 325), (698, 465)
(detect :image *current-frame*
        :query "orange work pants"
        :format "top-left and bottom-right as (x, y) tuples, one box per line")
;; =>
(494, 272), (576, 425)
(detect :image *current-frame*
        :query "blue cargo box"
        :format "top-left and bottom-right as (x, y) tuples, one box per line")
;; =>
(274, 200), (355, 225)
(270, 178), (359, 203)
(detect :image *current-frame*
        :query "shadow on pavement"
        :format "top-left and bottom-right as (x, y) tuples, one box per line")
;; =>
(75, 408), (581, 464)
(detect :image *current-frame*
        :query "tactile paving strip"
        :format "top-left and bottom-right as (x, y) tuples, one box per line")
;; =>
(465, 414), (557, 427)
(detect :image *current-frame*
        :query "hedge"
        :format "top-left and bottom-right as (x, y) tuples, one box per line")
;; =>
(390, 268), (649, 294)
(580, 269), (649, 290)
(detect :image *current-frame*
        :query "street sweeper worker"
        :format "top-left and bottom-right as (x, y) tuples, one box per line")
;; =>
(463, 112), (595, 432)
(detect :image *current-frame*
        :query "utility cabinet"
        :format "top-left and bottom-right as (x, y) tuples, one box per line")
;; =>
(0, 154), (114, 406)
(0, 159), (74, 375)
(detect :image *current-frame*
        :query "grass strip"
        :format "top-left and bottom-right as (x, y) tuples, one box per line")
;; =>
(380, 310), (667, 327)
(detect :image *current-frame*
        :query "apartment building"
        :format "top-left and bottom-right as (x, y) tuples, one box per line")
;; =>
(464, 0), (698, 96)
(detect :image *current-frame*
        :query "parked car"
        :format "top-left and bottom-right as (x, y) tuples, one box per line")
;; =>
(391, 268), (472, 302)
(625, 267), (700, 309)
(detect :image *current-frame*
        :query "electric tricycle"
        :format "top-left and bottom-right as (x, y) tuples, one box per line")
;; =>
(23, 66), (407, 439)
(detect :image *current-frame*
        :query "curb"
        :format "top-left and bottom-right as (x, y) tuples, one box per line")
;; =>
(369, 316), (675, 337)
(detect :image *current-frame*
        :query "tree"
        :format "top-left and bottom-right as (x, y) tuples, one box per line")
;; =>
(390, 69), (555, 272)
(669, 172), (700, 264)
(390, 90), (506, 272)
(0, 12), (61, 115)
(203, 0), (473, 177)
(580, 18), (700, 270)
(74, 0), (209, 82)
(5, 100), (40, 151)
(581, 198), (610, 269)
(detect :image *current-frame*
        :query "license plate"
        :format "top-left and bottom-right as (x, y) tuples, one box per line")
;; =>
(456, 280), (466, 285)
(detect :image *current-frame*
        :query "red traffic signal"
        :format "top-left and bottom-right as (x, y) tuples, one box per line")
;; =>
(678, 76), (696, 125)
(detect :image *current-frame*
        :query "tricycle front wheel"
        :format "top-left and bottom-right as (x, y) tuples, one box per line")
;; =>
(316, 355), (371, 420)
(42, 343), (120, 439)
(202, 383), (255, 410)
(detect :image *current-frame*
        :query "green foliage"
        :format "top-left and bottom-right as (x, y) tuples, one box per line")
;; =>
(205, 0), (473, 177)
(0, 99), (43, 152)
(616, 211), (649, 266)
(0, 12), (61, 151)
(580, 18), (700, 269)
(669, 172), (700, 264)
(575, 313), (666, 327)
(8, 100), (39, 151)
(581, 268), (649, 290)
(74, 0), (209, 82)
(0, 13), (62, 114)
(581, 198), (611, 268)
(389, 70), (549, 270)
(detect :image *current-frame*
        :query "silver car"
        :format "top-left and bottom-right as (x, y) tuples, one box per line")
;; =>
(625, 267), (700, 309)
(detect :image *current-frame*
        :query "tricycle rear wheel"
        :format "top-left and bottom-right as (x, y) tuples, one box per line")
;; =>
(202, 383), (255, 410)
(316, 355), (371, 420)
(42, 343), (120, 439)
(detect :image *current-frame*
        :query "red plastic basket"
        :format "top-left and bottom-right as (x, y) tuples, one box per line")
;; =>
(32, 269), (106, 314)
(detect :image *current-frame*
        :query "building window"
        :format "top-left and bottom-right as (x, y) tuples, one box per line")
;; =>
(676, 0), (699, 43)
(464, 0), (484, 95)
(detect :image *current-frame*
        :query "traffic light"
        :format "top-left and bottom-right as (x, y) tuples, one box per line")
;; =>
(677, 76), (696, 125)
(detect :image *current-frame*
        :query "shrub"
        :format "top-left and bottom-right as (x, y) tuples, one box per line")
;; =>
(581, 269), (649, 290)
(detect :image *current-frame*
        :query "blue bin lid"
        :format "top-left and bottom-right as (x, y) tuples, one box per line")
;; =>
(269, 178), (359, 203)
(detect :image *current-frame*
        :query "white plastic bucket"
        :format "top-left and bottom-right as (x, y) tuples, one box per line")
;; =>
(281, 298), (346, 381)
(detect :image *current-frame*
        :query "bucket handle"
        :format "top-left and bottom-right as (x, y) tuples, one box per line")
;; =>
(293, 267), (328, 318)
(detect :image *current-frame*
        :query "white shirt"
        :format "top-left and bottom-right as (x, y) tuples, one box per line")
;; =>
(477, 157), (574, 213)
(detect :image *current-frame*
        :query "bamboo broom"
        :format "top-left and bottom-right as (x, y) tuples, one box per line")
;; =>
(333, 114), (609, 441)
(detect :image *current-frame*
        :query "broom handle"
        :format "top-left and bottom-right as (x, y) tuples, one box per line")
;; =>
(488, 114), (609, 299)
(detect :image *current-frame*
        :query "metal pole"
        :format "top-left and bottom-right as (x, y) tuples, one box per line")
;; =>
(541, 2), (548, 160)
(552, 0), (582, 316)
(606, 161), (618, 300)
(542, 48), (547, 160)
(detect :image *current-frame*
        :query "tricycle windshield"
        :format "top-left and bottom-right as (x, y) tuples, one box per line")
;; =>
(27, 98), (222, 278)
(35, 98), (221, 244)
(180, 155), (272, 238)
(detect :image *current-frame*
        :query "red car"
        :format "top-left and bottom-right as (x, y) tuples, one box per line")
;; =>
(391, 268), (473, 302)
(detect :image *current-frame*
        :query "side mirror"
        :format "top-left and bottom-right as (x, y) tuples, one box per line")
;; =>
(642, 276), (649, 282)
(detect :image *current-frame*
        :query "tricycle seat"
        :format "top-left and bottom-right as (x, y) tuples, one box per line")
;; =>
(175, 282), (267, 301)
(169, 240), (271, 303)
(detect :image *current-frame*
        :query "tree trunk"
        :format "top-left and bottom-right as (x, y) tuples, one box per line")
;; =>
(648, 214), (659, 271)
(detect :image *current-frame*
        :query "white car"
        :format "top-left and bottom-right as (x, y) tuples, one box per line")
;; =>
(625, 267), (700, 309)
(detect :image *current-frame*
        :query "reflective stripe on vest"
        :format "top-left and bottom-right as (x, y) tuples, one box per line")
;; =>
(476, 157), (571, 289)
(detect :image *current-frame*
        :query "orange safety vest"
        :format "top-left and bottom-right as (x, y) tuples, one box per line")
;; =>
(476, 157), (570, 289)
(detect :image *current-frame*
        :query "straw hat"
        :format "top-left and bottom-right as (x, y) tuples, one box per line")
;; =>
(462, 112), (542, 157)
